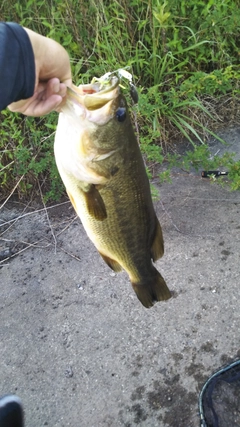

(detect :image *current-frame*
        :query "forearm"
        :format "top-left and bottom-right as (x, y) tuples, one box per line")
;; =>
(0, 22), (35, 110)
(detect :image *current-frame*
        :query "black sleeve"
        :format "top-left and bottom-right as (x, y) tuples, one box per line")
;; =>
(0, 22), (35, 111)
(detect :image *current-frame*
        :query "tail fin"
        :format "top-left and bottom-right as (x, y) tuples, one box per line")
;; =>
(131, 269), (171, 308)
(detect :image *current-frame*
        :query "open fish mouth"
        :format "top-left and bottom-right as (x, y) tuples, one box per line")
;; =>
(65, 68), (138, 112)
(66, 76), (120, 111)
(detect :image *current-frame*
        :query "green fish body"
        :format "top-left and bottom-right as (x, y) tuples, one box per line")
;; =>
(54, 77), (171, 308)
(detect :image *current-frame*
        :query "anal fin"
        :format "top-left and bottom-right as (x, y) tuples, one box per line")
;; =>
(99, 252), (122, 272)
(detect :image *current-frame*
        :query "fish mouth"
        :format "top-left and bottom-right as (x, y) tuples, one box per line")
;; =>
(66, 76), (120, 111)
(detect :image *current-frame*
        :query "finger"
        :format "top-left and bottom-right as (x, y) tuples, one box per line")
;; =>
(8, 80), (68, 116)
(44, 78), (60, 98)
(44, 79), (67, 99)
(25, 94), (63, 116)
(8, 84), (47, 113)
(8, 98), (32, 112)
(58, 83), (68, 97)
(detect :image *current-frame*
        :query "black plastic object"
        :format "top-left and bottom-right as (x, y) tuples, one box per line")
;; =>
(0, 395), (24, 427)
(199, 359), (240, 427)
(201, 171), (228, 178)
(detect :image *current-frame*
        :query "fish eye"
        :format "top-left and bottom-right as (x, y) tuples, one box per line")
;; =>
(116, 107), (126, 122)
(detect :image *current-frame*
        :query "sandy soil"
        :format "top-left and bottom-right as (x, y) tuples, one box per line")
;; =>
(0, 126), (240, 427)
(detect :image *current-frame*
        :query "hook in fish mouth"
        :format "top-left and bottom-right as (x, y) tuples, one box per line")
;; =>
(66, 68), (138, 106)
(91, 68), (132, 87)
(98, 68), (138, 104)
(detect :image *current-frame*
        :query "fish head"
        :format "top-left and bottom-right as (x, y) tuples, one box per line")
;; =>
(62, 76), (123, 126)
(55, 76), (132, 185)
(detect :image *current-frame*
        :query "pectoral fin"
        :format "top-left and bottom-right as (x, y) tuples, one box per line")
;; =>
(151, 217), (164, 261)
(84, 185), (107, 221)
(67, 185), (107, 221)
(99, 252), (122, 272)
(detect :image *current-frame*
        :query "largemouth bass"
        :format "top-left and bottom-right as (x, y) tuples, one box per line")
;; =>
(54, 74), (171, 308)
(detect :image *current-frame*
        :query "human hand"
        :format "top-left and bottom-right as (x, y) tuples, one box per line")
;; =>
(8, 28), (72, 116)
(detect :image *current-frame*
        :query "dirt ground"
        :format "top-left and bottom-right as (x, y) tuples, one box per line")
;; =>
(1, 126), (240, 427)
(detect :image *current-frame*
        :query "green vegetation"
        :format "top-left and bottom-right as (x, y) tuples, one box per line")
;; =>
(1, 0), (240, 201)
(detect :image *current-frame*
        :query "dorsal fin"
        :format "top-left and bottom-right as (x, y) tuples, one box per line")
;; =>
(151, 217), (164, 261)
